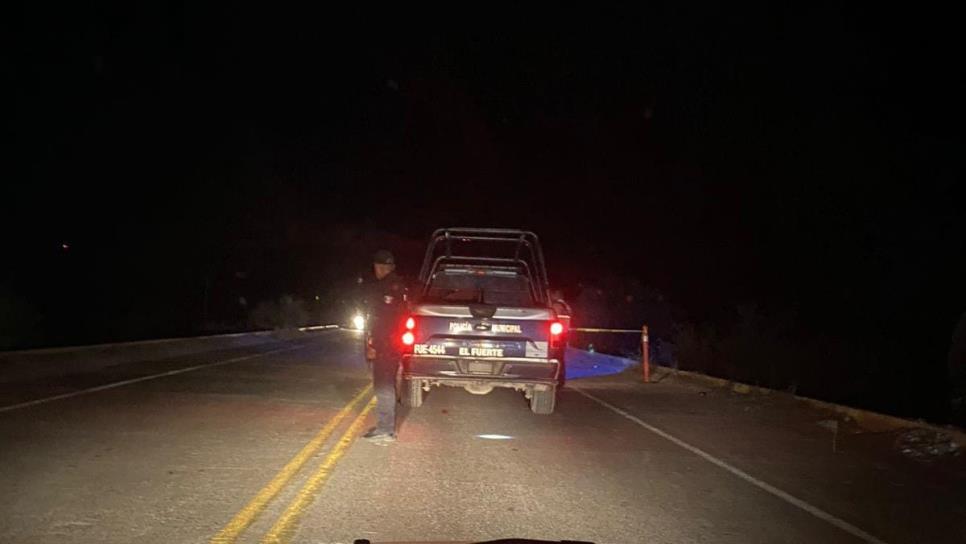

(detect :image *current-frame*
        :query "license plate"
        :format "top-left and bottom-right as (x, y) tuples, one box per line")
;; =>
(467, 362), (493, 374)
(414, 343), (446, 355)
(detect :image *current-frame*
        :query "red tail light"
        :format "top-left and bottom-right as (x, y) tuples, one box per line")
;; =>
(549, 321), (565, 349)
(401, 331), (415, 345)
(405, 317), (416, 330)
(550, 322), (564, 336)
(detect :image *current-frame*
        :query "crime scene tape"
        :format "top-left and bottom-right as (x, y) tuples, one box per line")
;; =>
(570, 327), (642, 334)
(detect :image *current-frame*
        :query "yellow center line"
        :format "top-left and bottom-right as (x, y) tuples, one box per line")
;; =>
(210, 384), (373, 544)
(261, 397), (377, 544)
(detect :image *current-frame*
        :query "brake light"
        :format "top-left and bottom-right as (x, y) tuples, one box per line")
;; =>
(405, 317), (415, 330)
(402, 331), (415, 345)
(550, 322), (564, 336)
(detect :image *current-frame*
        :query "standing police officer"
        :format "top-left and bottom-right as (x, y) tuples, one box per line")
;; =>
(362, 249), (406, 442)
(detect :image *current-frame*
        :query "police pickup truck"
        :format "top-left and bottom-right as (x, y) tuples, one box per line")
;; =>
(399, 228), (566, 414)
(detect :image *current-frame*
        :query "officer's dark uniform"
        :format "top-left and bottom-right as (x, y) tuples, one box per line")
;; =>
(363, 260), (407, 438)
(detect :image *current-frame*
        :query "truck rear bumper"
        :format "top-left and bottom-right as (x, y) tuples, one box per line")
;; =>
(403, 355), (560, 386)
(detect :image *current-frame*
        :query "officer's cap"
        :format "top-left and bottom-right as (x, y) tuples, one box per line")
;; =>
(372, 249), (395, 265)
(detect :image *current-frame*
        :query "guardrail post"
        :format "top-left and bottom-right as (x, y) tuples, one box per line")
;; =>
(642, 325), (650, 383)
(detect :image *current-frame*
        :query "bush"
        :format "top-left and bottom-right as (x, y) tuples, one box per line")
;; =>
(673, 322), (718, 374)
(0, 290), (42, 349)
(249, 295), (309, 330)
(672, 305), (807, 391)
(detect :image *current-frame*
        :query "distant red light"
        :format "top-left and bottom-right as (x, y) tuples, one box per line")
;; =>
(405, 317), (415, 330)
(550, 322), (564, 336)
(402, 331), (415, 345)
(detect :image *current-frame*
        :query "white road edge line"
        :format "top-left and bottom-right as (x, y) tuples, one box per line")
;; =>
(573, 387), (889, 544)
(0, 346), (303, 414)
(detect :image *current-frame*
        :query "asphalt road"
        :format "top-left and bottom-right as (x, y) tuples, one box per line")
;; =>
(1, 331), (963, 543)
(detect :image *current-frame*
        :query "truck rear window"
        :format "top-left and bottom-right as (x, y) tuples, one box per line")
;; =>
(423, 270), (534, 307)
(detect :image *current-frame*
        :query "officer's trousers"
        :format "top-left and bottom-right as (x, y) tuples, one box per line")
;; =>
(371, 354), (398, 434)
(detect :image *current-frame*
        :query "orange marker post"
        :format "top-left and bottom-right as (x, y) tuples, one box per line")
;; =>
(641, 325), (650, 383)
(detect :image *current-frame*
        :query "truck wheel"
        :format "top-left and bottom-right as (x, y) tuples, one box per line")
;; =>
(403, 379), (424, 408)
(529, 386), (556, 414)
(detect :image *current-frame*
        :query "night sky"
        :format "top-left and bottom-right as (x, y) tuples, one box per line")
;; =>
(6, 5), (965, 415)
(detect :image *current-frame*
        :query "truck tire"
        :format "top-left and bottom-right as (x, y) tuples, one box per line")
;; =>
(529, 386), (556, 414)
(403, 379), (424, 408)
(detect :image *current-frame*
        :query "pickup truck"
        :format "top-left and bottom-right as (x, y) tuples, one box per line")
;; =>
(398, 228), (566, 414)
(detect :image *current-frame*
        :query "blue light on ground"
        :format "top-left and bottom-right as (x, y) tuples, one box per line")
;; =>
(565, 347), (637, 380)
